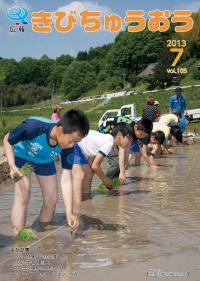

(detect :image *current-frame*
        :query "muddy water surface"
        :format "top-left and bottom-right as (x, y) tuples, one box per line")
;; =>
(0, 145), (200, 281)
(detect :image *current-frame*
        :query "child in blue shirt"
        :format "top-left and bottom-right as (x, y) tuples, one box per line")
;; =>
(3, 109), (89, 235)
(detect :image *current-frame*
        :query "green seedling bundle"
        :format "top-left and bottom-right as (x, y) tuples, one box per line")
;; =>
(97, 177), (120, 193)
(13, 163), (33, 182)
(16, 228), (37, 241)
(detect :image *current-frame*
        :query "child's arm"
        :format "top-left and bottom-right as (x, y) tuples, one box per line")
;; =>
(141, 144), (157, 167)
(141, 144), (151, 165)
(125, 144), (131, 168)
(3, 133), (22, 178)
(162, 143), (173, 154)
(118, 147), (127, 184)
(61, 169), (79, 229)
(146, 144), (162, 167)
(3, 118), (48, 178)
(91, 155), (113, 189)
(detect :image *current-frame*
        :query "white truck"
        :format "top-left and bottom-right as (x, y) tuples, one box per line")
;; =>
(186, 108), (200, 121)
(98, 104), (140, 128)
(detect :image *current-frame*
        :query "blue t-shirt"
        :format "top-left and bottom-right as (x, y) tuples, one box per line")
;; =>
(168, 95), (186, 114)
(8, 116), (74, 169)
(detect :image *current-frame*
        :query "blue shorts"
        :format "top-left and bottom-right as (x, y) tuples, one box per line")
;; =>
(15, 156), (56, 176)
(73, 144), (89, 165)
(130, 140), (140, 154)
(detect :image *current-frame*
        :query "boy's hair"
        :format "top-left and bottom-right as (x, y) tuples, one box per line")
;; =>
(112, 123), (134, 138)
(171, 129), (183, 143)
(137, 118), (153, 134)
(57, 109), (89, 137)
(169, 122), (183, 143)
(152, 131), (165, 144)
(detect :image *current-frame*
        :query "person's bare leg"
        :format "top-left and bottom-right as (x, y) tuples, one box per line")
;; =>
(36, 174), (58, 223)
(135, 152), (142, 166)
(11, 175), (31, 235)
(82, 160), (94, 200)
(72, 164), (85, 216)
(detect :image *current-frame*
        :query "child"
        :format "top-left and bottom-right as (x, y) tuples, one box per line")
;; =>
(159, 112), (186, 134)
(3, 109), (89, 234)
(127, 118), (153, 167)
(99, 117), (153, 180)
(145, 131), (165, 165)
(72, 124), (134, 207)
(151, 122), (183, 155)
(51, 105), (62, 121)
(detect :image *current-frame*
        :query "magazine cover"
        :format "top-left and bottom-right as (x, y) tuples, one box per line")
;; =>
(0, 1), (200, 280)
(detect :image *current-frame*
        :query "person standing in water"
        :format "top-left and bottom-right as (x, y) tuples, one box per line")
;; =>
(3, 110), (89, 234)
(168, 87), (187, 132)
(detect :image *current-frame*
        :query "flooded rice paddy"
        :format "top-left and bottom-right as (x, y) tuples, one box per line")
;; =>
(0, 144), (200, 281)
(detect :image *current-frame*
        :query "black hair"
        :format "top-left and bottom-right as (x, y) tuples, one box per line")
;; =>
(112, 123), (134, 138)
(171, 129), (183, 143)
(175, 86), (182, 93)
(57, 109), (89, 137)
(137, 118), (153, 134)
(169, 123), (183, 143)
(152, 131), (165, 144)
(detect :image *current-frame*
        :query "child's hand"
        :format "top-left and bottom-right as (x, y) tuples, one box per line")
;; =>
(119, 172), (126, 184)
(67, 213), (79, 229)
(103, 177), (113, 190)
(150, 164), (158, 170)
(10, 165), (23, 180)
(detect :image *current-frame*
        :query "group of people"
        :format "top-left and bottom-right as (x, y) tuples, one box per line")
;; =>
(3, 87), (187, 234)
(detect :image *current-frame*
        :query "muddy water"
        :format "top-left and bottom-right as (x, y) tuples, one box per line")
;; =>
(0, 145), (200, 281)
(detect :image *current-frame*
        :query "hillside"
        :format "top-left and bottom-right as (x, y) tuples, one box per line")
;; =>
(1, 85), (200, 143)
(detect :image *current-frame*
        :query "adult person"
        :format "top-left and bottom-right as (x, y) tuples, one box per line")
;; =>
(168, 87), (187, 132)
(142, 96), (158, 122)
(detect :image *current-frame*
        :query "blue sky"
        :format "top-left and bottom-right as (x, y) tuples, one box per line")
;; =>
(0, 0), (199, 60)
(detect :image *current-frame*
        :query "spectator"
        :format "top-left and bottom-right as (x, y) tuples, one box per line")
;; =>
(51, 105), (62, 121)
(168, 87), (187, 132)
(142, 96), (157, 122)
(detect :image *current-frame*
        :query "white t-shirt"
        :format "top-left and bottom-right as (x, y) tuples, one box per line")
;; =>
(159, 114), (178, 126)
(152, 123), (170, 139)
(78, 130), (114, 157)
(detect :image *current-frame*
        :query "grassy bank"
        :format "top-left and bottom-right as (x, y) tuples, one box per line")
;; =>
(87, 86), (200, 128)
(1, 86), (200, 142)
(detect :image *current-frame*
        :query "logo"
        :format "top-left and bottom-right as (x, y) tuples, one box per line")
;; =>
(6, 6), (29, 33)
(6, 6), (29, 24)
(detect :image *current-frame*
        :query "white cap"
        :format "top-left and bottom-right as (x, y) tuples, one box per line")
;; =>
(154, 100), (159, 105)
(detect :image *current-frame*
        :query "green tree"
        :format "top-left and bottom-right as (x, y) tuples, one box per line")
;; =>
(153, 47), (174, 88)
(56, 54), (74, 66)
(0, 59), (21, 86)
(61, 61), (97, 100)
(105, 29), (163, 77)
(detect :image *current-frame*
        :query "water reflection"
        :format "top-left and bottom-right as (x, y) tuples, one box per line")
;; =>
(0, 145), (200, 280)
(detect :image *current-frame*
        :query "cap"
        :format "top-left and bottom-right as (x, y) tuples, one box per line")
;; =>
(154, 100), (159, 105)
(53, 104), (62, 111)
